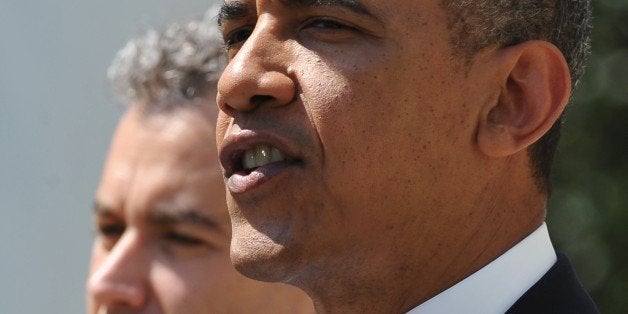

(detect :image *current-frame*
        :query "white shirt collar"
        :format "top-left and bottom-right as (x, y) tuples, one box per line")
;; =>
(407, 223), (556, 314)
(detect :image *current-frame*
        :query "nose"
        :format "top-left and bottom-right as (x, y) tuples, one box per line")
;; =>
(87, 232), (148, 311)
(217, 20), (296, 115)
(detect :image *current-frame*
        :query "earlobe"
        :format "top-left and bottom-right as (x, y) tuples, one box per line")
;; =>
(477, 40), (572, 158)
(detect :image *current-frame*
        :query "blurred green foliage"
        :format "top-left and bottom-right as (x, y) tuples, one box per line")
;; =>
(547, 1), (628, 313)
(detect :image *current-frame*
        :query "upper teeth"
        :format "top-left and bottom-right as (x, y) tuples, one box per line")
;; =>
(242, 144), (285, 170)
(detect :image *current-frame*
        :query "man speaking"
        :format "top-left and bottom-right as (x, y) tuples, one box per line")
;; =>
(214, 0), (598, 313)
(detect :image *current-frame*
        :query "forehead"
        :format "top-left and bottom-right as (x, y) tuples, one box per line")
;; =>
(96, 105), (224, 217)
(220, 0), (375, 16)
(219, 0), (443, 22)
(110, 104), (217, 165)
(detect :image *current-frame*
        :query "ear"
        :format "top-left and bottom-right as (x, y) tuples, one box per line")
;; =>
(477, 41), (571, 157)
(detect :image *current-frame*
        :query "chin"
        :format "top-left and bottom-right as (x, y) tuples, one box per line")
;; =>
(229, 226), (300, 283)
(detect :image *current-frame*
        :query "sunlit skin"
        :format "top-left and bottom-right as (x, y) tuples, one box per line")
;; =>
(87, 103), (314, 313)
(215, 0), (571, 312)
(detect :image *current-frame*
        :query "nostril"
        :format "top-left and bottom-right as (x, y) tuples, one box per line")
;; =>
(250, 95), (275, 107)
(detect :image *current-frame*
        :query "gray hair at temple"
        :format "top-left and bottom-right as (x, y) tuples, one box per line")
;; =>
(107, 9), (226, 110)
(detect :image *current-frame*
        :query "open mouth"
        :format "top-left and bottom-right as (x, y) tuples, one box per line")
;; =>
(242, 144), (286, 173)
(225, 143), (300, 177)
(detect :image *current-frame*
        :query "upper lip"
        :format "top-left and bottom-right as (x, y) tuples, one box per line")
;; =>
(219, 129), (302, 178)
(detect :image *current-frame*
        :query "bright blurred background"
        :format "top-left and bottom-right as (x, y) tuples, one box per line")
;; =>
(0, 1), (625, 313)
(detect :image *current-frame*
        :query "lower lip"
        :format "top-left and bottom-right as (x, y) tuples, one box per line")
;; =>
(226, 162), (297, 194)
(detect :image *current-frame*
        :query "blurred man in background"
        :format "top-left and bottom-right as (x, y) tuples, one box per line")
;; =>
(87, 12), (314, 313)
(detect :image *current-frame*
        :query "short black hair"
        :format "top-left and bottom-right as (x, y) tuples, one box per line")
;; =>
(441, 0), (592, 193)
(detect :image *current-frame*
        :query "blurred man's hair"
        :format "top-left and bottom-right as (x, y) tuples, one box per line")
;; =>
(108, 9), (226, 111)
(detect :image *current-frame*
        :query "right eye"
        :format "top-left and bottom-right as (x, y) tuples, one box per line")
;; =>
(223, 26), (254, 52)
(96, 223), (125, 250)
(303, 17), (355, 32)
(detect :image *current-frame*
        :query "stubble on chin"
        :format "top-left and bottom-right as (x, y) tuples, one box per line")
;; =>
(229, 221), (298, 282)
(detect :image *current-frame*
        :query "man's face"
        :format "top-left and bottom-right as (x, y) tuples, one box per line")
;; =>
(87, 104), (310, 313)
(216, 0), (490, 283)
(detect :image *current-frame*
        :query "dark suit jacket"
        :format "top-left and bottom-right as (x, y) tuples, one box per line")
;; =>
(506, 253), (599, 313)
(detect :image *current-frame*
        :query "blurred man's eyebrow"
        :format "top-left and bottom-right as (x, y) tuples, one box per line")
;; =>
(93, 200), (117, 217)
(93, 201), (224, 233)
(218, 0), (375, 26)
(147, 209), (224, 233)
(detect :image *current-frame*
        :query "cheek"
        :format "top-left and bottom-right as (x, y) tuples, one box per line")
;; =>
(301, 57), (417, 169)
(297, 48), (473, 212)
(152, 255), (248, 309)
(216, 111), (231, 145)
(299, 56), (383, 141)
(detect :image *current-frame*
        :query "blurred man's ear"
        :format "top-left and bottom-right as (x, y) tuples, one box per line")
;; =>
(476, 41), (571, 157)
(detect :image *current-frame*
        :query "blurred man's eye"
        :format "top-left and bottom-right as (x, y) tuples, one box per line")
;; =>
(163, 231), (205, 247)
(99, 224), (124, 236)
(159, 229), (223, 259)
(97, 223), (125, 250)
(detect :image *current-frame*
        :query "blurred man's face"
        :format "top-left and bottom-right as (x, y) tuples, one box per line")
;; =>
(87, 104), (311, 313)
(216, 0), (491, 285)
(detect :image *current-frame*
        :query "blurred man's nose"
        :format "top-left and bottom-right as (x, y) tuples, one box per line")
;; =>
(217, 20), (296, 116)
(87, 232), (148, 311)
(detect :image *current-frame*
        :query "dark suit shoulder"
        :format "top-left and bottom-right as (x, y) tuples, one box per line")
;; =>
(506, 253), (599, 314)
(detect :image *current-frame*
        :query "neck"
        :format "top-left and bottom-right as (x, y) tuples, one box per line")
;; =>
(297, 171), (546, 313)
(295, 258), (420, 313)
(303, 219), (545, 314)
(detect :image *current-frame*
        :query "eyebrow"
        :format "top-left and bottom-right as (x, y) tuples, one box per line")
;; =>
(93, 200), (224, 233)
(93, 200), (118, 218)
(218, 1), (249, 27)
(146, 209), (224, 233)
(217, 0), (375, 26)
